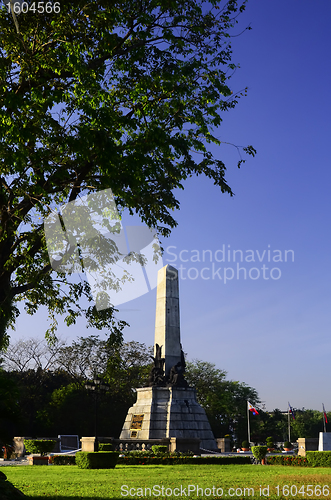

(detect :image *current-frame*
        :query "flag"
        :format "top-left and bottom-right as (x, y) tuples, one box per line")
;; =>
(247, 401), (259, 415)
(323, 403), (328, 424)
(288, 402), (295, 420)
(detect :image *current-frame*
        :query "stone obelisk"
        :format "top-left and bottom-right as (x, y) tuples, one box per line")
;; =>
(119, 265), (217, 451)
(154, 265), (182, 377)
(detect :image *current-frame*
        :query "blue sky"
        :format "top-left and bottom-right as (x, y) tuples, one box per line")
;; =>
(12, 0), (331, 413)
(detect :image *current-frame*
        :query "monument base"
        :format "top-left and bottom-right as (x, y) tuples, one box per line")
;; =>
(318, 432), (331, 451)
(120, 386), (217, 451)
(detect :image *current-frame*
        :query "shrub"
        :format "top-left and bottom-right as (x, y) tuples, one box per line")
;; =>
(283, 441), (292, 449)
(76, 451), (120, 469)
(51, 455), (76, 465)
(242, 440), (249, 449)
(98, 443), (113, 451)
(251, 446), (268, 463)
(24, 439), (57, 456)
(126, 450), (154, 457)
(266, 437), (274, 448)
(151, 445), (168, 454)
(306, 451), (331, 467)
(267, 455), (308, 466)
(118, 455), (251, 465)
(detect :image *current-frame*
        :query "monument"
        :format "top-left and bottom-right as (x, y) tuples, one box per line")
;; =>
(318, 432), (331, 451)
(120, 265), (217, 451)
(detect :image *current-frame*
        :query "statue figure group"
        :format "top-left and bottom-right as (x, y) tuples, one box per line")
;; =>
(148, 344), (188, 388)
(148, 344), (166, 386)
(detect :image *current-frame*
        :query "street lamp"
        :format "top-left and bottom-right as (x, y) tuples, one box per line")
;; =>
(85, 377), (110, 450)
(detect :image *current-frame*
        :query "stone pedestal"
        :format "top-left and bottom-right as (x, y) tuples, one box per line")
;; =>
(13, 437), (25, 457)
(120, 386), (217, 451)
(81, 437), (98, 452)
(297, 437), (318, 456)
(216, 438), (231, 452)
(318, 432), (331, 451)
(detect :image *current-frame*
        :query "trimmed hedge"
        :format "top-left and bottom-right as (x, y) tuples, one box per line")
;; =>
(118, 455), (251, 465)
(76, 451), (120, 469)
(251, 446), (267, 462)
(151, 445), (167, 454)
(126, 450), (154, 457)
(306, 451), (331, 467)
(50, 455), (76, 465)
(24, 439), (57, 456)
(267, 455), (308, 466)
(46, 453), (251, 467)
(98, 443), (113, 451)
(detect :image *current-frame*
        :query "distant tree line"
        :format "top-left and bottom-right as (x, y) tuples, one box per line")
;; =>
(0, 336), (151, 443)
(0, 336), (327, 448)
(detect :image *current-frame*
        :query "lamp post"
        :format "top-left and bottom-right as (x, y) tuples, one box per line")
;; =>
(85, 377), (110, 450)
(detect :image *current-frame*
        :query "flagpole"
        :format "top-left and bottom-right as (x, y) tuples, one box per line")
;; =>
(323, 404), (327, 433)
(247, 401), (251, 444)
(288, 403), (291, 442)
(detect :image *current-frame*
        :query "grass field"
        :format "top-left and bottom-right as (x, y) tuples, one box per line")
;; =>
(3, 464), (331, 499)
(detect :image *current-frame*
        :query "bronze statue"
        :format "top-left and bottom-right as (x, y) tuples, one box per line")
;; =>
(167, 349), (188, 388)
(148, 343), (166, 386)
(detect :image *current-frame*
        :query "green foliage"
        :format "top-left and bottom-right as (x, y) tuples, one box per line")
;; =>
(241, 440), (249, 448)
(24, 439), (57, 455)
(151, 445), (168, 454)
(125, 450), (154, 457)
(0, 0), (255, 349)
(290, 409), (326, 440)
(98, 443), (113, 451)
(251, 446), (267, 463)
(3, 336), (153, 438)
(306, 451), (331, 467)
(283, 441), (292, 449)
(75, 451), (120, 469)
(118, 455), (251, 465)
(0, 370), (20, 443)
(267, 455), (308, 466)
(51, 455), (76, 465)
(266, 436), (274, 448)
(185, 360), (259, 442)
(255, 408), (288, 443)
(2, 336), (262, 446)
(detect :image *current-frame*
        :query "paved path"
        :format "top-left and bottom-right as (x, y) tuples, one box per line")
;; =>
(0, 458), (29, 467)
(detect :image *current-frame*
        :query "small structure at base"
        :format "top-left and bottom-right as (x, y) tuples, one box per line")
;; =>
(217, 438), (231, 453)
(297, 437), (318, 456)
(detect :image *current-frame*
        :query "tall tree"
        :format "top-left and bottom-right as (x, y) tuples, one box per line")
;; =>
(0, 369), (20, 444)
(290, 409), (326, 440)
(0, 0), (255, 349)
(1, 336), (65, 372)
(185, 359), (259, 441)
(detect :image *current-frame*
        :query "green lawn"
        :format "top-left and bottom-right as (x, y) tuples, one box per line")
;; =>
(3, 464), (331, 499)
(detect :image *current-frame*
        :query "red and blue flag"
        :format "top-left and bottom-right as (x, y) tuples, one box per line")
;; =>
(247, 401), (259, 415)
(323, 403), (328, 424)
(288, 402), (295, 420)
